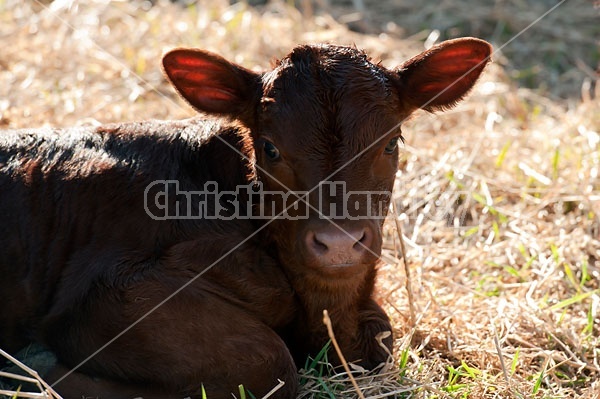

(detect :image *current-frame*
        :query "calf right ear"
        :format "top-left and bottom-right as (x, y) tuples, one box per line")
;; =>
(395, 38), (492, 112)
(162, 49), (261, 119)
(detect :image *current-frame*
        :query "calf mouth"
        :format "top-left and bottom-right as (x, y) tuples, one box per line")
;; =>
(306, 257), (378, 279)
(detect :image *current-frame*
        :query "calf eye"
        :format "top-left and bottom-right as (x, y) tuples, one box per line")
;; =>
(263, 141), (280, 160)
(384, 137), (399, 154)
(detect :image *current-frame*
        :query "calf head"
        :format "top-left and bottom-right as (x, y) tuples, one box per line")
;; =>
(162, 39), (491, 285)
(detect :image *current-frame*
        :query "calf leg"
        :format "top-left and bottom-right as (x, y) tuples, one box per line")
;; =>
(46, 365), (176, 399)
(43, 282), (298, 399)
(354, 298), (393, 369)
(285, 300), (392, 372)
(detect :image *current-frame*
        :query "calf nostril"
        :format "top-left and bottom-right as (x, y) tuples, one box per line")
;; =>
(313, 234), (328, 252)
(353, 228), (372, 252)
(358, 231), (366, 243)
(306, 231), (328, 255)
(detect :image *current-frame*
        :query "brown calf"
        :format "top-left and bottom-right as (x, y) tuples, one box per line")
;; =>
(0, 38), (491, 398)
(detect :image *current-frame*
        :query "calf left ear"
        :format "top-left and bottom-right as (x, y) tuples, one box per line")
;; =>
(395, 38), (492, 112)
(162, 48), (261, 119)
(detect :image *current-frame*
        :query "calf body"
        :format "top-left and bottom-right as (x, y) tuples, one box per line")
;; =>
(0, 39), (491, 398)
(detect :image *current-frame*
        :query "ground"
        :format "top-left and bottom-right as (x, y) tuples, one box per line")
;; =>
(0, 0), (598, 398)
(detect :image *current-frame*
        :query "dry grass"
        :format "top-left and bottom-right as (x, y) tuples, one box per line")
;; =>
(0, 0), (599, 398)
(315, 0), (599, 99)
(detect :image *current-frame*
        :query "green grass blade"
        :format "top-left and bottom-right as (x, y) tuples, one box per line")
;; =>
(563, 262), (579, 291)
(495, 141), (511, 168)
(549, 289), (600, 311)
(552, 147), (560, 180)
(398, 347), (410, 377)
(533, 361), (547, 394)
(510, 347), (520, 375)
(304, 340), (331, 372)
(316, 378), (337, 399)
(580, 259), (590, 286)
(583, 300), (594, 335)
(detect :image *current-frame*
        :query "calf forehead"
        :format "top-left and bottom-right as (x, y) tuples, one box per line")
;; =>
(262, 45), (400, 150)
(265, 44), (391, 108)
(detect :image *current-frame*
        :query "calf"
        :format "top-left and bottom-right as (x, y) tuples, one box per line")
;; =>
(0, 38), (491, 398)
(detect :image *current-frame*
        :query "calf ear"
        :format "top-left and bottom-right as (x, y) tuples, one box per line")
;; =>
(395, 38), (492, 112)
(162, 49), (261, 118)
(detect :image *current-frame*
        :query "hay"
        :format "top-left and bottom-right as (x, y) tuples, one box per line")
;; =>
(0, 347), (59, 399)
(0, 0), (598, 398)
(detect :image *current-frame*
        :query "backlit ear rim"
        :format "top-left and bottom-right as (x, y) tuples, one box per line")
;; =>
(162, 48), (260, 116)
(397, 37), (492, 112)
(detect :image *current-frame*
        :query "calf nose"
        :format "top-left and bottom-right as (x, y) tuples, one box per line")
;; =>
(305, 225), (373, 266)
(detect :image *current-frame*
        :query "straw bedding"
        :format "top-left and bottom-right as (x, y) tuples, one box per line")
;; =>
(0, 0), (598, 397)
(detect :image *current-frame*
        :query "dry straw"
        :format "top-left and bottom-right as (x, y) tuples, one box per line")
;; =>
(0, 349), (60, 399)
(0, 0), (598, 398)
